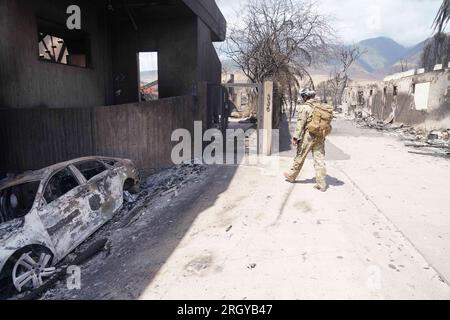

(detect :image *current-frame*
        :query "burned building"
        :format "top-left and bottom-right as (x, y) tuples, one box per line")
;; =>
(0, 0), (226, 174)
(343, 64), (450, 128)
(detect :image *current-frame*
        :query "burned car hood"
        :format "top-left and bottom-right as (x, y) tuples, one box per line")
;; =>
(0, 218), (25, 241)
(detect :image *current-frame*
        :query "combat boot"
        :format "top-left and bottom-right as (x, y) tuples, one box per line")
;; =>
(314, 184), (327, 192)
(284, 172), (296, 184)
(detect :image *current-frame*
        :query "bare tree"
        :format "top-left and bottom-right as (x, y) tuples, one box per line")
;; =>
(400, 59), (408, 72)
(225, 0), (335, 125)
(327, 44), (365, 108)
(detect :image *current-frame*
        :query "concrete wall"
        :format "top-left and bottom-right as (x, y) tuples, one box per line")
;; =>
(0, 0), (224, 108)
(112, 16), (222, 104)
(112, 17), (198, 103)
(0, 0), (114, 109)
(0, 96), (195, 173)
(343, 68), (450, 126)
(0, 0), (224, 175)
(197, 19), (221, 85)
(182, 0), (227, 41)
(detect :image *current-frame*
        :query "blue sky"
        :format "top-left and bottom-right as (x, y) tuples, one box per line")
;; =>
(216, 0), (445, 47)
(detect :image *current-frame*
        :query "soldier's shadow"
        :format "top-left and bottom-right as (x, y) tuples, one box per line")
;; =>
(297, 176), (345, 187)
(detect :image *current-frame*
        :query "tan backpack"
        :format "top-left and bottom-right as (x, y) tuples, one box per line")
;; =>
(306, 101), (334, 138)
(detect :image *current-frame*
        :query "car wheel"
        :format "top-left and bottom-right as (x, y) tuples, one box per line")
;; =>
(11, 249), (56, 293)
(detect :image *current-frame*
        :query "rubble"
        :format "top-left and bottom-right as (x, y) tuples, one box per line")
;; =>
(354, 116), (450, 158)
(231, 111), (246, 118)
(123, 191), (138, 204)
(408, 150), (450, 158)
(238, 115), (258, 124)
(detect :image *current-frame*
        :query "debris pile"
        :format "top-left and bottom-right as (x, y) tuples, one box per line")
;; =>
(238, 115), (258, 124)
(143, 162), (206, 193)
(230, 110), (258, 124)
(355, 116), (450, 158)
(231, 111), (246, 118)
(355, 115), (405, 132)
(82, 162), (206, 245)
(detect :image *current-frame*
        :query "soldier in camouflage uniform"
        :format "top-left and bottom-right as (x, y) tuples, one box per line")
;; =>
(284, 89), (328, 192)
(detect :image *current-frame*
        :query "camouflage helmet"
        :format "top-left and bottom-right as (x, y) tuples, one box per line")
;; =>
(300, 88), (316, 98)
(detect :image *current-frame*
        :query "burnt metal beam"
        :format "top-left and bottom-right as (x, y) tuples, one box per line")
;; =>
(123, 0), (138, 31)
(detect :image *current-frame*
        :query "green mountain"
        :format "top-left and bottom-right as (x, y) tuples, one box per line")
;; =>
(358, 37), (407, 71)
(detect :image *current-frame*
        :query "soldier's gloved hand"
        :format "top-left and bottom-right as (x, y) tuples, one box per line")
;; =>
(292, 138), (300, 146)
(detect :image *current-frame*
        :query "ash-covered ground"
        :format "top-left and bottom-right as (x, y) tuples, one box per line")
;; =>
(10, 163), (208, 300)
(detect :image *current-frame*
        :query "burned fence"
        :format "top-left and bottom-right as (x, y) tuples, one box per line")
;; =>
(0, 96), (194, 174)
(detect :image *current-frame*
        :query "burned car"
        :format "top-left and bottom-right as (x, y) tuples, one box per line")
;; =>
(0, 157), (139, 294)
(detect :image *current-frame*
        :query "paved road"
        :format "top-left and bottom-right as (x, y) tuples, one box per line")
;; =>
(139, 117), (450, 300)
(50, 117), (450, 300)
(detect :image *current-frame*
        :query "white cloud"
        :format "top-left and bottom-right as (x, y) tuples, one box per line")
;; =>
(216, 0), (446, 47)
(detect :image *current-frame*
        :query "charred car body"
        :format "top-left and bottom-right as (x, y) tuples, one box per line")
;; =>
(0, 157), (139, 294)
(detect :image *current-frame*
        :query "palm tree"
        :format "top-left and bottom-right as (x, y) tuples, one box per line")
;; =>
(433, 0), (450, 34)
(421, 0), (450, 70)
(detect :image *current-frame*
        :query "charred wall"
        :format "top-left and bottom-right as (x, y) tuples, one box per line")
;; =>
(343, 68), (450, 126)
(112, 16), (222, 104)
(0, 0), (224, 175)
(0, 0), (114, 109)
(0, 0), (224, 108)
(112, 16), (198, 103)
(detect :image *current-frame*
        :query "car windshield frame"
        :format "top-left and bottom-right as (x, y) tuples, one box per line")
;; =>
(41, 167), (82, 206)
(73, 160), (109, 182)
